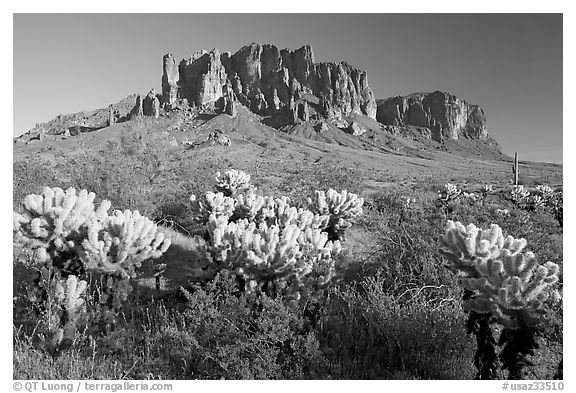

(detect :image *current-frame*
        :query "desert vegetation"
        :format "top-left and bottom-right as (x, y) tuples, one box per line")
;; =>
(13, 118), (562, 380)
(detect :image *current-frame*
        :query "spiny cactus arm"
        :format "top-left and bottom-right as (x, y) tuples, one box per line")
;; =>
(293, 209), (330, 231)
(64, 275), (88, 314)
(235, 190), (266, 221)
(268, 225), (302, 269)
(208, 218), (252, 265)
(298, 227), (342, 259)
(307, 190), (328, 215)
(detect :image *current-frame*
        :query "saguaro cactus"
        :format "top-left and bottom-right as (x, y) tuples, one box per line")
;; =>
(513, 152), (519, 186)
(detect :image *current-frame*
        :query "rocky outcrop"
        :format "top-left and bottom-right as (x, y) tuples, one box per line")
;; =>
(178, 49), (229, 107)
(131, 95), (144, 119)
(143, 90), (160, 118)
(162, 53), (179, 107)
(376, 91), (488, 142)
(160, 43), (377, 125)
(347, 121), (367, 137)
(107, 105), (115, 126)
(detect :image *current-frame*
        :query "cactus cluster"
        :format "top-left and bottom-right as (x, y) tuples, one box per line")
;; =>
(509, 184), (562, 218)
(510, 185), (530, 205)
(185, 170), (361, 299)
(438, 183), (462, 203)
(534, 185), (553, 203)
(203, 217), (341, 297)
(14, 186), (170, 276)
(13, 187), (172, 350)
(440, 220), (560, 328)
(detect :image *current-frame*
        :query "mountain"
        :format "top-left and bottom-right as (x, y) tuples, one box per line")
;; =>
(14, 43), (503, 161)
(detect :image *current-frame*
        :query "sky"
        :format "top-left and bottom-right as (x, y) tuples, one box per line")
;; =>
(13, 13), (563, 163)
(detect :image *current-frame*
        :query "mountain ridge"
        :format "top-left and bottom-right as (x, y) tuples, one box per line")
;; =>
(15, 42), (503, 162)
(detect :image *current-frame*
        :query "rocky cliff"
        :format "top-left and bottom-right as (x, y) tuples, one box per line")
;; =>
(161, 43), (377, 125)
(376, 91), (488, 142)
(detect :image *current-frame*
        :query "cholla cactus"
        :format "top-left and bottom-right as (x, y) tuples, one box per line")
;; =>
(307, 189), (363, 240)
(548, 192), (563, 226)
(438, 183), (462, 202)
(215, 169), (254, 196)
(46, 274), (88, 356)
(14, 187), (172, 341)
(510, 185), (530, 205)
(534, 185), (553, 203)
(525, 195), (545, 211)
(402, 197), (416, 209)
(190, 192), (236, 223)
(463, 192), (481, 204)
(13, 187), (111, 267)
(208, 218), (303, 294)
(184, 171), (356, 299)
(81, 209), (171, 278)
(441, 220), (560, 325)
(482, 184), (494, 194)
(441, 220), (561, 379)
(198, 214), (341, 299)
